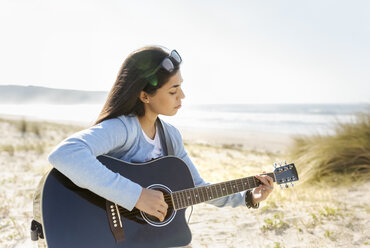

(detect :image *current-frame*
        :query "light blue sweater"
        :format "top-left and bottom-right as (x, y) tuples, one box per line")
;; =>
(48, 115), (247, 211)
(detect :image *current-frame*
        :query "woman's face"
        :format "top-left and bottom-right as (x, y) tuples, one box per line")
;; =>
(144, 70), (185, 117)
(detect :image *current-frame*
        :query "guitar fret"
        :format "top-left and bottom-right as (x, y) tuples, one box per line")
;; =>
(185, 190), (191, 206)
(221, 183), (226, 197)
(200, 187), (206, 202)
(182, 191), (187, 207)
(247, 177), (251, 189)
(182, 190), (188, 207)
(176, 192), (181, 209)
(226, 181), (232, 195)
(191, 189), (196, 205)
(241, 179), (246, 190)
(235, 179), (241, 192)
(216, 183), (222, 198)
(234, 180), (238, 192)
(215, 184), (220, 198)
(247, 177), (253, 188)
(177, 192), (184, 208)
(188, 190), (194, 206)
(189, 189), (196, 205)
(190, 189), (196, 204)
(231, 181), (237, 193)
(242, 178), (248, 190)
(253, 177), (259, 188)
(223, 182), (229, 195)
(206, 186), (211, 201)
(176, 192), (182, 209)
(199, 187), (204, 203)
(196, 189), (201, 204)
(210, 185), (216, 199)
(186, 190), (191, 206)
(193, 188), (200, 204)
(210, 186), (215, 200)
(176, 191), (181, 209)
(220, 183), (226, 196)
(173, 192), (178, 209)
(196, 187), (202, 203)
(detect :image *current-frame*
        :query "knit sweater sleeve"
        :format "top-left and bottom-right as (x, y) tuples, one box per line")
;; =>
(47, 117), (142, 211)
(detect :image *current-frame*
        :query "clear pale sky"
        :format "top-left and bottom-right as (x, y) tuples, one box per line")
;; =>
(1, 0), (369, 104)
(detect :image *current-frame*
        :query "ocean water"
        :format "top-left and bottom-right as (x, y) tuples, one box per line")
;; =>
(0, 103), (368, 135)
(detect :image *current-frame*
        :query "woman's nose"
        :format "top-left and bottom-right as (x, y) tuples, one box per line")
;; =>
(179, 88), (185, 99)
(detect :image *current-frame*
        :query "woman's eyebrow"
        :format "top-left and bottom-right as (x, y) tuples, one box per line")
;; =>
(168, 81), (183, 89)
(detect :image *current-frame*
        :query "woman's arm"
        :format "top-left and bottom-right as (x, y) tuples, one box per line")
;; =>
(48, 118), (142, 211)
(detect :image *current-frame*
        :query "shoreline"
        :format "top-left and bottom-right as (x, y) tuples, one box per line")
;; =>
(0, 113), (293, 153)
(179, 127), (293, 153)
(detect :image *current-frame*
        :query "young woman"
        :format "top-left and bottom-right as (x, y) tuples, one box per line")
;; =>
(48, 45), (274, 224)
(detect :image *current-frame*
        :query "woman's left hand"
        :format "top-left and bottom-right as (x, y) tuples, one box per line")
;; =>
(252, 174), (274, 204)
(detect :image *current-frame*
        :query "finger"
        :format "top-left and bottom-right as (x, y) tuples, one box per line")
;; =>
(258, 175), (274, 188)
(255, 175), (269, 186)
(158, 205), (168, 216)
(161, 201), (169, 209)
(156, 211), (166, 222)
(265, 176), (274, 187)
(254, 185), (264, 194)
(156, 190), (165, 201)
(151, 208), (164, 222)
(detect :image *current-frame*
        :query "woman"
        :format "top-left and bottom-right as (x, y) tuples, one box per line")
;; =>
(48, 45), (273, 224)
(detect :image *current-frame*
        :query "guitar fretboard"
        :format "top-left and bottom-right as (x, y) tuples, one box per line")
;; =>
(171, 172), (275, 210)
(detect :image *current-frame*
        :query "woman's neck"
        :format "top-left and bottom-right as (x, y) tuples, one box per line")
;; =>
(138, 113), (158, 140)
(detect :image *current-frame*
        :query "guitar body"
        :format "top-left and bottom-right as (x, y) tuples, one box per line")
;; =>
(40, 155), (194, 248)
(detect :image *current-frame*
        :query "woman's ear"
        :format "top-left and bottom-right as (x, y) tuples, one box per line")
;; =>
(139, 91), (150, 104)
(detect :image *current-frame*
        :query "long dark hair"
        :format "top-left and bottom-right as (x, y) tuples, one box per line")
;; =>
(94, 45), (180, 125)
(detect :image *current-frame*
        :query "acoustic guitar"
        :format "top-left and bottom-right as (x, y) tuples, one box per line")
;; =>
(32, 155), (298, 248)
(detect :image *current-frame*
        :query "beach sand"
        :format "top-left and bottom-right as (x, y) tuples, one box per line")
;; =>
(0, 116), (369, 247)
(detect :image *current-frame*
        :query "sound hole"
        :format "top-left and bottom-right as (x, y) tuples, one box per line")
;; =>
(141, 185), (176, 226)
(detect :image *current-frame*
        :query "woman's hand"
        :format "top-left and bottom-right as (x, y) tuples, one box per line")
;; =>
(252, 174), (274, 204)
(135, 188), (168, 222)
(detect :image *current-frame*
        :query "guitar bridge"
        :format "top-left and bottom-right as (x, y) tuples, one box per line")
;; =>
(105, 201), (124, 242)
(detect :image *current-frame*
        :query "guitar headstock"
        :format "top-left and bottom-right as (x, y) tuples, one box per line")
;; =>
(273, 162), (299, 189)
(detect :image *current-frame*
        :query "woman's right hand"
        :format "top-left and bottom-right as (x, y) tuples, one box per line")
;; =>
(135, 188), (168, 222)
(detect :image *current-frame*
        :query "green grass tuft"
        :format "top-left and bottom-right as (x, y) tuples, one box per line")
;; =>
(287, 111), (370, 184)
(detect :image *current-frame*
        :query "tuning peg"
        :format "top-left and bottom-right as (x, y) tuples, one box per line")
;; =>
(285, 184), (289, 188)
(280, 185), (284, 189)
(284, 160), (287, 165)
(279, 162), (283, 166)
(291, 183), (294, 187)
(273, 162), (278, 168)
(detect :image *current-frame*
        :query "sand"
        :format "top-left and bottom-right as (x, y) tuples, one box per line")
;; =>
(0, 116), (369, 248)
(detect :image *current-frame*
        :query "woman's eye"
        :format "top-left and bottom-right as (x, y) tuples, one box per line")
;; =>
(169, 91), (177, 95)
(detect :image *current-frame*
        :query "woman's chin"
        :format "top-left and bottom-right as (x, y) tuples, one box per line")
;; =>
(161, 109), (179, 117)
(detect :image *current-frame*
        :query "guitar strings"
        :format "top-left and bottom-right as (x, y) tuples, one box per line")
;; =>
(116, 171), (289, 220)
(115, 179), (265, 220)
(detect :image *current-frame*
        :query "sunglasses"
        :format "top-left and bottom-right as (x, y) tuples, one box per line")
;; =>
(142, 50), (182, 87)
(160, 50), (182, 73)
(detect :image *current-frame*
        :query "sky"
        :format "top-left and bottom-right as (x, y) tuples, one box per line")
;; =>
(0, 0), (369, 104)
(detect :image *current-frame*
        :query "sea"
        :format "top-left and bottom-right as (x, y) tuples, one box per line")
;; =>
(0, 103), (368, 136)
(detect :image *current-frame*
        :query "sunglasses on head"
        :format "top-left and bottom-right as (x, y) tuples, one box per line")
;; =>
(159, 50), (182, 73)
(142, 50), (182, 87)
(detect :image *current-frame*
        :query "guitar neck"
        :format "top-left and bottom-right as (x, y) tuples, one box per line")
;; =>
(171, 172), (275, 210)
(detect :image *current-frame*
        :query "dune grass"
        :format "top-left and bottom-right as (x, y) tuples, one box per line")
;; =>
(287, 111), (370, 185)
